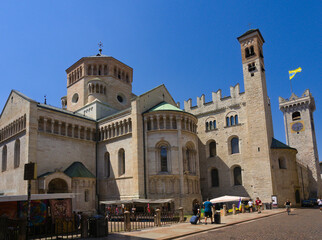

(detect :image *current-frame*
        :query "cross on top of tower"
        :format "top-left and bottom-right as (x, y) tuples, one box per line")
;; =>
(98, 41), (103, 55)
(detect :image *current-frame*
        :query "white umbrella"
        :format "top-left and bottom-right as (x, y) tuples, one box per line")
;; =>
(210, 195), (250, 204)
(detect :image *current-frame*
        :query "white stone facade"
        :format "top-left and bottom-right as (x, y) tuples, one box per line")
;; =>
(0, 29), (320, 214)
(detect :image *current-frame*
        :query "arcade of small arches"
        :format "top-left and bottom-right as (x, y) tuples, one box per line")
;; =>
(68, 64), (131, 86)
(226, 114), (239, 127)
(0, 114), (26, 142)
(38, 116), (96, 141)
(88, 82), (107, 95)
(68, 66), (83, 85)
(98, 118), (132, 141)
(1, 138), (21, 172)
(280, 101), (310, 113)
(144, 114), (197, 133)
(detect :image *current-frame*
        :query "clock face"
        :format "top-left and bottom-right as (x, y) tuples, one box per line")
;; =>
(292, 122), (304, 132)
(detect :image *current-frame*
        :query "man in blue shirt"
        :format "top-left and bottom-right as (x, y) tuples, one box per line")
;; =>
(203, 198), (213, 224)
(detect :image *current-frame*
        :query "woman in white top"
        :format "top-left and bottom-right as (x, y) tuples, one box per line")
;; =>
(248, 199), (253, 212)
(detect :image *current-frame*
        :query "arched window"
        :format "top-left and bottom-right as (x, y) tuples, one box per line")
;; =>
(209, 141), (216, 157)
(213, 120), (216, 129)
(118, 149), (125, 175)
(250, 46), (255, 56)
(292, 112), (301, 121)
(205, 122), (209, 131)
(160, 146), (168, 172)
(85, 189), (89, 202)
(14, 139), (20, 168)
(278, 158), (287, 169)
(235, 115), (238, 125)
(209, 121), (213, 130)
(2, 145), (7, 172)
(184, 143), (196, 174)
(211, 168), (219, 187)
(226, 117), (230, 127)
(48, 178), (68, 193)
(230, 116), (235, 126)
(233, 166), (242, 185)
(245, 47), (250, 58)
(231, 137), (239, 154)
(104, 152), (110, 178)
(186, 149), (191, 172)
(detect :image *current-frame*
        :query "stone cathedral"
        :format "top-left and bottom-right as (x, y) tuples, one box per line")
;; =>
(0, 29), (321, 213)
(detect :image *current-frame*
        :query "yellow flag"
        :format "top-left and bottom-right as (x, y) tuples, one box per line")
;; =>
(289, 67), (302, 80)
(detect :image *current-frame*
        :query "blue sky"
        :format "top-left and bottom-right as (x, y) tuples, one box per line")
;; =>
(0, 1), (321, 160)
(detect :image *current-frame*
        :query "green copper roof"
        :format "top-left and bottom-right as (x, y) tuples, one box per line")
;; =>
(64, 162), (95, 178)
(148, 102), (183, 113)
(271, 138), (297, 151)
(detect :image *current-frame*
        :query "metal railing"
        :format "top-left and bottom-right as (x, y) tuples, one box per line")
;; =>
(27, 218), (81, 240)
(129, 212), (155, 231)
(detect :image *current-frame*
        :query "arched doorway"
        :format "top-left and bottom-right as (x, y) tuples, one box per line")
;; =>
(295, 189), (300, 204)
(48, 178), (68, 193)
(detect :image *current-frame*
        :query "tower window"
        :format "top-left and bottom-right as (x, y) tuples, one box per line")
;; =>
(245, 46), (255, 58)
(292, 112), (301, 121)
(248, 62), (256, 72)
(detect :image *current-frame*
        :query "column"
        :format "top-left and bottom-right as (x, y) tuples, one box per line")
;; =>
(72, 124), (75, 138)
(176, 116), (184, 205)
(78, 126), (81, 138)
(65, 123), (68, 136)
(90, 128), (93, 141)
(84, 127), (88, 140)
(163, 115), (166, 129)
(156, 115), (160, 129)
(170, 115), (173, 129)
(150, 117), (154, 130)
(123, 120), (126, 134)
(51, 120), (54, 133)
(42, 119), (47, 132)
(144, 117), (148, 131)
(58, 121), (62, 135)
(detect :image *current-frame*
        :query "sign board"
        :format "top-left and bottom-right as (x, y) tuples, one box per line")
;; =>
(271, 195), (278, 208)
(24, 163), (37, 180)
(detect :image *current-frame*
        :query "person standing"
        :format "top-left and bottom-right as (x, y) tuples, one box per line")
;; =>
(317, 198), (322, 212)
(203, 198), (213, 224)
(193, 202), (200, 216)
(284, 199), (291, 215)
(248, 199), (253, 213)
(255, 197), (262, 213)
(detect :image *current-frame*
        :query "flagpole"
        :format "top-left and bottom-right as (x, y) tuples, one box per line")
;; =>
(290, 79), (293, 94)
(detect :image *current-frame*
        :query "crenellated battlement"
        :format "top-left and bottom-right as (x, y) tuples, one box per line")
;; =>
(184, 83), (245, 114)
(279, 89), (315, 112)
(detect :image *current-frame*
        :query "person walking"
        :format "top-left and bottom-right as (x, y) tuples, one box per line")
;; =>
(203, 198), (213, 224)
(255, 197), (262, 213)
(284, 199), (291, 215)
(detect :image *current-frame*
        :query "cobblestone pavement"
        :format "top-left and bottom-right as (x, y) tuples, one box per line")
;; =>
(178, 208), (322, 240)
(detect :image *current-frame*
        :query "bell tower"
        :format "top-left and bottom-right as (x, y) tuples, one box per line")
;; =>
(279, 90), (321, 197)
(237, 29), (275, 202)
